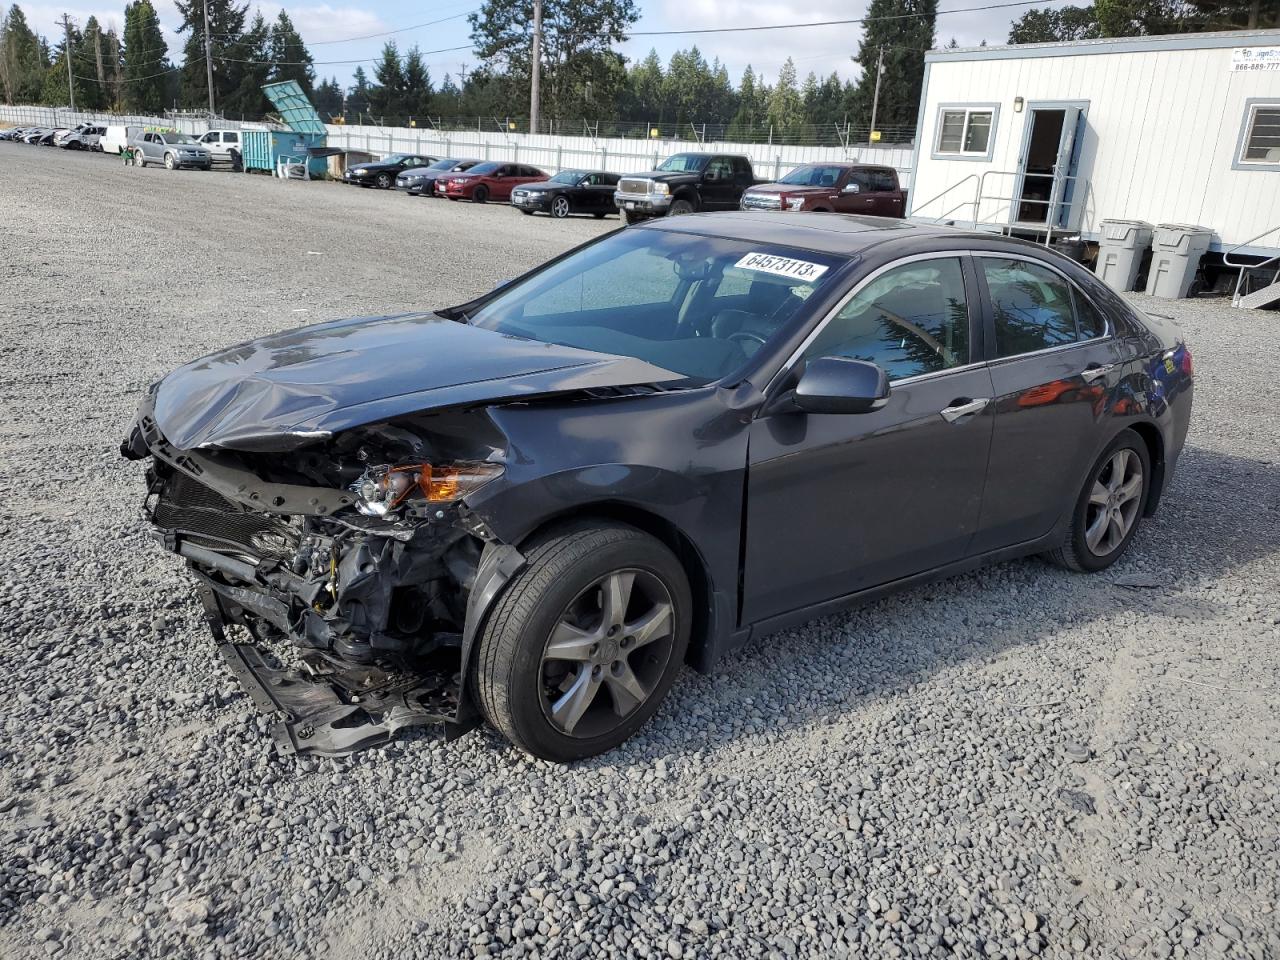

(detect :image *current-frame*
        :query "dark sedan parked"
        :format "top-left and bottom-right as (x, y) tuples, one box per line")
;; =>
(396, 157), (481, 196)
(122, 214), (1193, 762)
(344, 153), (437, 189)
(510, 169), (620, 218)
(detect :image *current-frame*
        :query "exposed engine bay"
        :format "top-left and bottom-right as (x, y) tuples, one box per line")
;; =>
(122, 390), (520, 756)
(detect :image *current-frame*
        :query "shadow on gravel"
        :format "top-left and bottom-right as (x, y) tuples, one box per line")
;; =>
(582, 443), (1280, 765)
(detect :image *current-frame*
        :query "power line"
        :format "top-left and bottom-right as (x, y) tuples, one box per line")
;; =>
(213, 43), (473, 68)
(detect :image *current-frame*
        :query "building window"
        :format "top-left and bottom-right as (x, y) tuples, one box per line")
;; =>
(1239, 102), (1280, 164)
(932, 104), (999, 162)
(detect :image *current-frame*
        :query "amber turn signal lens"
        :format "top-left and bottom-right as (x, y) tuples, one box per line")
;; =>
(414, 463), (504, 502)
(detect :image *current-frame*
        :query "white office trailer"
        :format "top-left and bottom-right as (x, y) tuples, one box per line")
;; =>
(908, 29), (1280, 304)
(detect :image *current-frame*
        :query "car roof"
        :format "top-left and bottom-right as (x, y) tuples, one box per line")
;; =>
(640, 211), (984, 257)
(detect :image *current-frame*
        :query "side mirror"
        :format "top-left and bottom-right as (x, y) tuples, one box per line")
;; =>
(842, 182), (860, 195)
(793, 357), (889, 414)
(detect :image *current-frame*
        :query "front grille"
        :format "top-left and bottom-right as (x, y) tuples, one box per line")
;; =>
(153, 472), (297, 559)
(741, 193), (781, 210)
(618, 178), (651, 195)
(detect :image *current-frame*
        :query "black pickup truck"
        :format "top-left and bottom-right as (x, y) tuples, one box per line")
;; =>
(614, 153), (760, 224)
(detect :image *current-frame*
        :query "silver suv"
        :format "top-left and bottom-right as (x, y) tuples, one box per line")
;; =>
(129, 131), (212, 170)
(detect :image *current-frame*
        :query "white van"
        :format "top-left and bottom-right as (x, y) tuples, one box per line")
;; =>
(101, 124), (142, 155)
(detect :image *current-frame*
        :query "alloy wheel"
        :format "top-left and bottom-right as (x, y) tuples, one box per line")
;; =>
(1085, 448), (1143, 555)
(551, 196), (570, 218)
(539, 568), (676, 738)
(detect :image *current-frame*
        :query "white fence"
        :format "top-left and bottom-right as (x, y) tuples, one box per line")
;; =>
(1, 104), (915, 186)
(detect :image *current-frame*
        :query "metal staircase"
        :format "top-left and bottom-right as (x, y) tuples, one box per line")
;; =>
(1224, 225), (1280, 310)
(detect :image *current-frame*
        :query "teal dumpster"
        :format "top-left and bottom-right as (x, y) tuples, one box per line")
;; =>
(240, 129), (328, 177)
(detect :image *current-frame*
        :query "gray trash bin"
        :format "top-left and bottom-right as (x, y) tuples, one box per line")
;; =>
(1145, 224), (1212, 299)
(1094, 219), (1152, 292)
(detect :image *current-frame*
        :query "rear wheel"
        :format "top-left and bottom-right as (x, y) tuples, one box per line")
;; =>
(473, 185), (489, 204)
(550, 195), (571, 219)
(474, 523), (690, 761)
(1046, 429), (1150, 572)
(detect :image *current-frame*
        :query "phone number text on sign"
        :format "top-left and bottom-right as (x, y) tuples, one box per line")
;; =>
(1232, 47), (1280, 72)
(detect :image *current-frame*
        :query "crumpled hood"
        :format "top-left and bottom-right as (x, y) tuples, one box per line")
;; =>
(152, 313), (685, 451)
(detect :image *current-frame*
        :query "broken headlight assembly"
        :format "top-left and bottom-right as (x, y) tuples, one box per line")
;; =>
(351, 461), (503, 518)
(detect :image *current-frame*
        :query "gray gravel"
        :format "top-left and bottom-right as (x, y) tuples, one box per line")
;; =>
(0, 142), (1277, 960)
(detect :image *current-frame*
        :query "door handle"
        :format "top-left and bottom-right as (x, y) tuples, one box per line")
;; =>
(939, 398), (990, 422)
(1080, 363), (1115, 383)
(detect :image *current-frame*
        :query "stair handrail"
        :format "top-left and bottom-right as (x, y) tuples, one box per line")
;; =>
(908, 173), (979, 221)
(1223, 223), (1280, 269)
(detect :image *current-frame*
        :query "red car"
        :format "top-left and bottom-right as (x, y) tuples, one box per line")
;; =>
(436, 162), (548, 203)
(740, 163), (907, 217)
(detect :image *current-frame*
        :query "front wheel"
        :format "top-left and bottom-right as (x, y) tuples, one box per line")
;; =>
(164, 152), (176, 170)
(134, 151), (146, 168)
(667, 198), (695, 216)
(376, 172), (392, 189)
(474, 523), (691, 761)
(472, 185), (489, 204)
(623, 210), (644, 225)
(1045, 429), (1150, 572)
(550, 195), (571, 219)
(519, 208), (534, 215)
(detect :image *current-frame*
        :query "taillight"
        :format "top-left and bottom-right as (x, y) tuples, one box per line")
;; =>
(1181, 347), (1193, 377)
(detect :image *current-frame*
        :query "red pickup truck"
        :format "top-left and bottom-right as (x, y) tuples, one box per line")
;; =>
(740, 163), (907, 217)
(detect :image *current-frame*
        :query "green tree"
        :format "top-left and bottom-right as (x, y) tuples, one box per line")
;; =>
(368, 41), (404, 118)
(766, 57), (804, 139)
(468, 0), (639, 123)
(314, 76), (342, 116)
(74, 16), (110, 109)
(122, 1), (168, 113)
(663, 47), (717, 132)
(41, 27), (81, 106)
(224, 10), (270, 116)
(0, 5), (49, 103)
(268, 10), (313, 94)
(402, 45), (432, 117)
(848, 0), (937, 133)
(1008, 5), (1100, 41)
(727, 65), (765, 139)
(175, 0), (254, 112)
(622, 48), (664, 126)
(347, 65), (372, 115)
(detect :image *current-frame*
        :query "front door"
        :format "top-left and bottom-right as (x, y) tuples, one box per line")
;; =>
(701, 157), (737, 209)
(1013, 104), (1085, 227)
(742, 254), (994, 624)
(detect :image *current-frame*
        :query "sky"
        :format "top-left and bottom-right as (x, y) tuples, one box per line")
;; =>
(19, 0), (1073, 94)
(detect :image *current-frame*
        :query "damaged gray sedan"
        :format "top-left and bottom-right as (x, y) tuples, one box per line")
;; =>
(123, 214), (1193, 761)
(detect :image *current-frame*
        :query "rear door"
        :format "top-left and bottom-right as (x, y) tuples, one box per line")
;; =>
(701, 157), (737, 209)
(969, 254), (1130, 552)
(869, 169), (905, 217)
(587, 173), (618, 211)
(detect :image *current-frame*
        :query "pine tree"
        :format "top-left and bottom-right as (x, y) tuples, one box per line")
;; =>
(122, 1), (168, 113)
(348, 65), (371, 115)
(402, 46), (432, 118)
(223, 11), (269, 116)
(848, 0), (937, 134)
(369, 41), (404, 119)
(727, 65), (762, 139)
(623, 48), (664, 126)
(0, 5), (49, 103)
(174, 0), (248, 112)
(766, 58), (803, 139)
(268, 10), (313, 94)
(314, 76), (342, 116)
(75, 16), (109, 109)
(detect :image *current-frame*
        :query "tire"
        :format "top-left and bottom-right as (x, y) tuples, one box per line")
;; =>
(472, 185), (489, 204)
(474, 523), (691, 762)
(135, 151), (145, 168)
(377, 172), (392, 189)
(593, 212), (607, 219)
(164, 152), (176, 170)
(550, 195), (571, 219)
(519, 208), (534, 215)
(668, 197), (695, 216)
(1045, 428), (1151, 573)
(623, 210), (644, 226)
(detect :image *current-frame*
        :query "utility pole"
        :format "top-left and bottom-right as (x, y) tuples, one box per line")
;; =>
(59, 14), (76, 112)
(203, 0), (216, 118)
(93, 26), (105, 84)
(868, 45), (884, 147)
(529, 0), (542, 134)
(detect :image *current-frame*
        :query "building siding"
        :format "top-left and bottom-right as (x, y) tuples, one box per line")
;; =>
(911, 35), (1280, 252)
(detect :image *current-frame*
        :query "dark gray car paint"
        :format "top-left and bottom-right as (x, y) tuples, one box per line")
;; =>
(129, 213), (1193, 715)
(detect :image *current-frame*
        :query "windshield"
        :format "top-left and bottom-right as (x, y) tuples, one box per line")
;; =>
(657, 154), (709, 173)
(467, 229), (845, 382)
(162, 133), (196, 144)
(549, 170), (582, 184)
(780, 165), (847, 187)
(382, 154), (414, 163)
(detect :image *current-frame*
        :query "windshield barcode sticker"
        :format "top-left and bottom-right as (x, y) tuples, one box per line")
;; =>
(734, 253), (829, 282)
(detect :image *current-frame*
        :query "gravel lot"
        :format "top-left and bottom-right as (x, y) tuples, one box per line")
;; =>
(0, 142), (1277, 960)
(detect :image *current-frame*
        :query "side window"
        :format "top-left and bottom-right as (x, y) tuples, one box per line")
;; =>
(804, 258), (971, 381)
(225, 132), (238, 144)
(981, 258), (1078, 357)
(1073, 289), (1107, 340)
(732, 157), (751, 177)
(706, 158), (732, 180)
(847, 171), (872, 193)
(870, 170), (897, 192)
(582, 173), (599, 186)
